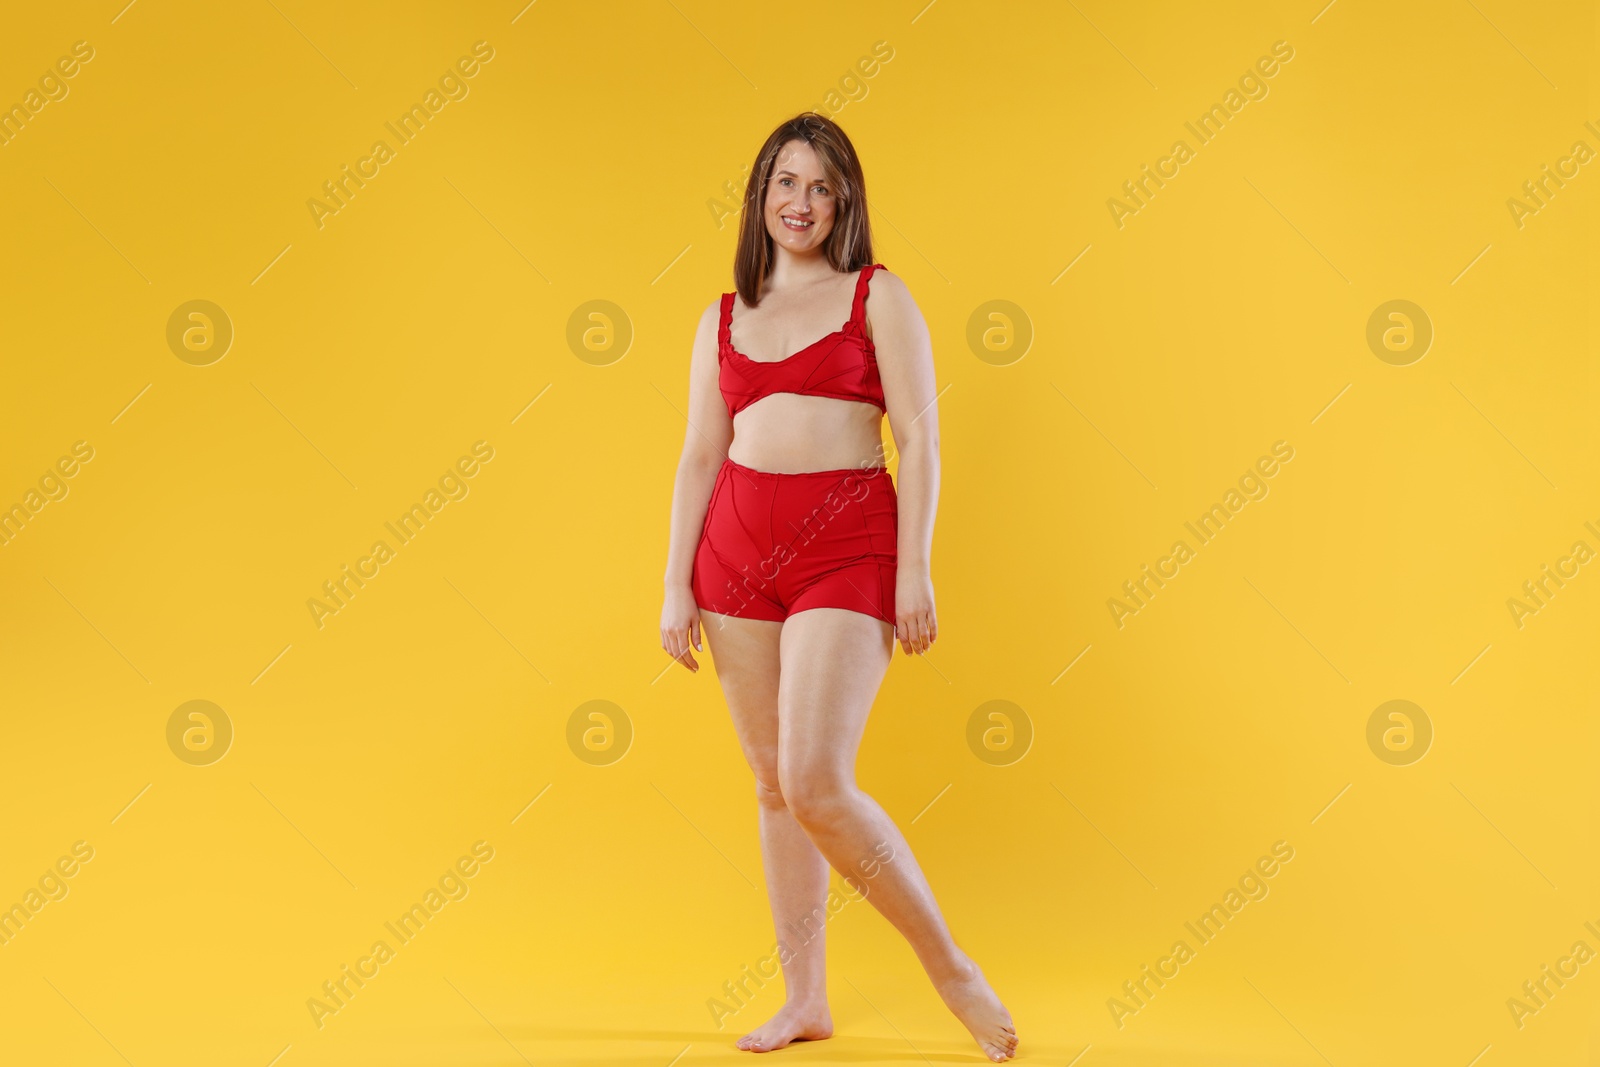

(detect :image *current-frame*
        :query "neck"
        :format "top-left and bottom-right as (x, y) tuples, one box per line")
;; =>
(765, 247), (838, 290)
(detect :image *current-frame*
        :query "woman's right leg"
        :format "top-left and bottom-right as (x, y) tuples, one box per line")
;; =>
(699, 609), (835, 1052)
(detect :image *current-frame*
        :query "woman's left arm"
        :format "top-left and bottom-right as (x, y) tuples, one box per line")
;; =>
(870, 269), (940, 655)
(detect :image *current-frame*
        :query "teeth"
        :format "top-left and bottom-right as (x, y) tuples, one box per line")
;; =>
(784, 217), (812, 227)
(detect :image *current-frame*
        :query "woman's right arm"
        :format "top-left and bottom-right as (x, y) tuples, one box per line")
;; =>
(659, 297), (733, 672)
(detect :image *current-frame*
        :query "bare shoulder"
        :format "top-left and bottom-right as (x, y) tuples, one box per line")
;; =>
(867, 267), (920, 314)
(692, 294), (725, 338)
(863, 267), (925, 337)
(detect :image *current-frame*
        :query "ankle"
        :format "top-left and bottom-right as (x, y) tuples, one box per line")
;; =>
(781, 992), (830, 1014)
(928, 949), (978, 989)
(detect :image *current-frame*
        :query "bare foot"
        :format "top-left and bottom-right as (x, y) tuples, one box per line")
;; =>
(935, 955), (1017, 1062)
(735, 1000), (834, 1053)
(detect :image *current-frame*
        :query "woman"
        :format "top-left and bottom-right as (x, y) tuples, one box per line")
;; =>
(659, 113), (1017, 1062)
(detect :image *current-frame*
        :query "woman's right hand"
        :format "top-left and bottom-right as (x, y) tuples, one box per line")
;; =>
(660, 584), (703, 672)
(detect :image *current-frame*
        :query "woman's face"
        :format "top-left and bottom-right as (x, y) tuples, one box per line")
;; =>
(763, 139), (837, 253)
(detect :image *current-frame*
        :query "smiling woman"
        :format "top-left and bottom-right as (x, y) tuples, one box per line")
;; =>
(659, 113), (1018, 1063)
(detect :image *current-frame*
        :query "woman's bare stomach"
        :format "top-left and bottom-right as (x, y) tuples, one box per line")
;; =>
(727, 394), (888, 474)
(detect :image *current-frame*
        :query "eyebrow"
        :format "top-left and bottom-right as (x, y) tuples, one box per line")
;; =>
(773, 170), (828, 183)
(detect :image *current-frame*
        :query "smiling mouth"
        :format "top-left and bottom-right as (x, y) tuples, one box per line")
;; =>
(781, 216), (813, 230)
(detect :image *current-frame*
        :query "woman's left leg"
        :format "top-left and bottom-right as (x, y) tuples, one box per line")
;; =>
(775, 607), (1017, 1062)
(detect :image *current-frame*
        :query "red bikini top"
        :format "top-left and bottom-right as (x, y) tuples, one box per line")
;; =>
(718, 263), (887, 418)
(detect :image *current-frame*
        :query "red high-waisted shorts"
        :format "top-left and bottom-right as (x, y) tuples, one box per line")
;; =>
(692, 458), (898, 624)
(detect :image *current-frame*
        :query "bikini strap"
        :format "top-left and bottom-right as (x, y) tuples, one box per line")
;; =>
(718, 291), (734, 349)
(849, 263), (884, 326)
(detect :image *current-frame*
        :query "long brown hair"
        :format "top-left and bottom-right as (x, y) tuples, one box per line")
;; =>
(732, 113), (875, 307)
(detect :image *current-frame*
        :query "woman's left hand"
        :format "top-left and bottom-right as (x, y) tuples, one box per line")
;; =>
(894, 570), (937, 655)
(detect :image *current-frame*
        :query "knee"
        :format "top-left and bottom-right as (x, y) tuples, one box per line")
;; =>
(779, 764), (853, 828)
(754, 770), (787, 812)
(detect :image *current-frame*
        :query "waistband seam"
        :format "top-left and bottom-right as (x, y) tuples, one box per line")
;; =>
(724, 458), (890, 479)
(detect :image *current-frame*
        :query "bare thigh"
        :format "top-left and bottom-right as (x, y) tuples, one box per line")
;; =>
(778, 608), (895, 785)
(699, 610), (784, 781)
